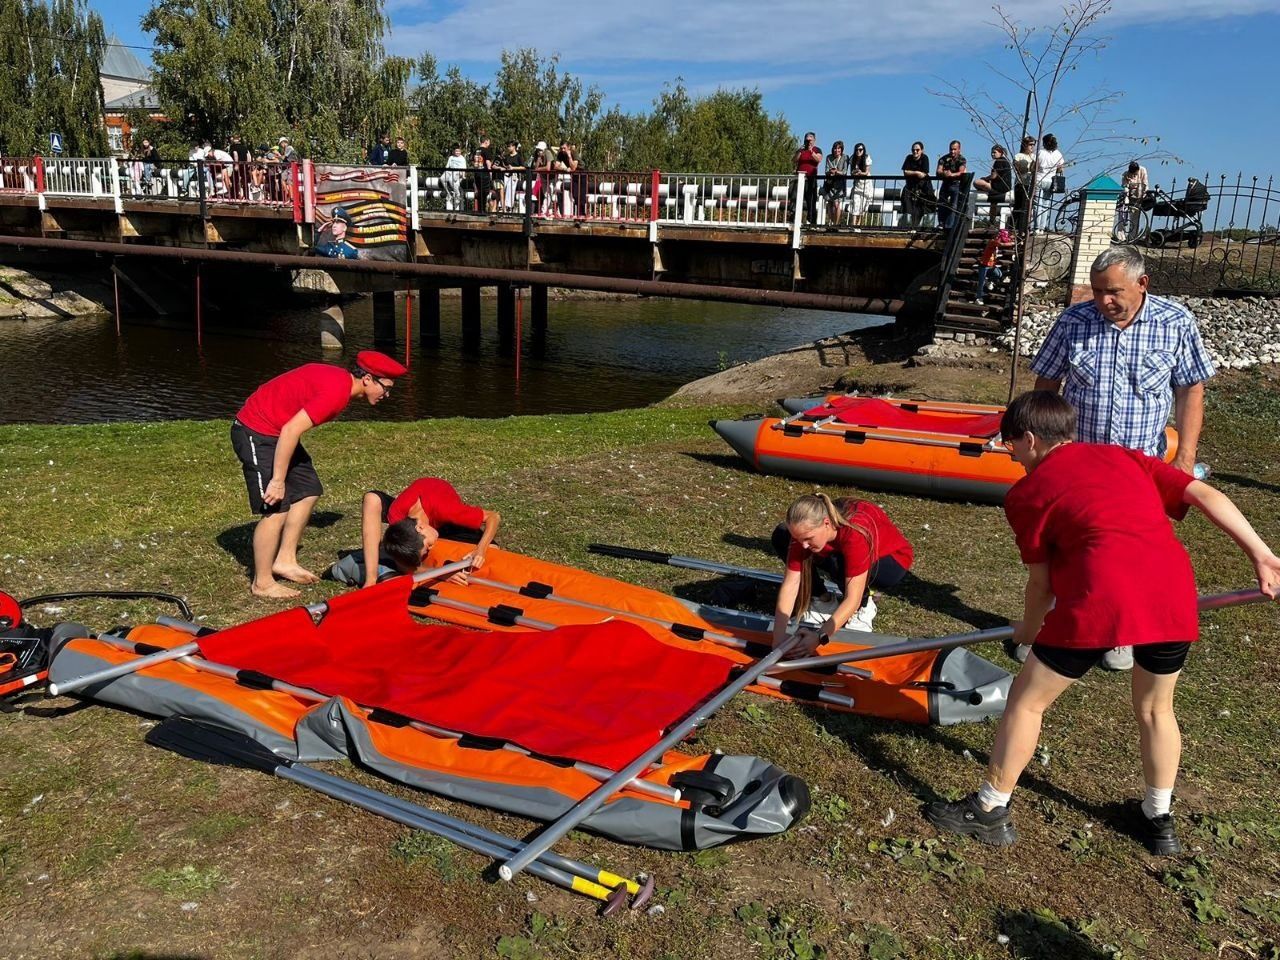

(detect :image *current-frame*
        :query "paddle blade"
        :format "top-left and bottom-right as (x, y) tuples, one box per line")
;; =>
(587, 544), (672, 564)
(145, 717), (287, 776)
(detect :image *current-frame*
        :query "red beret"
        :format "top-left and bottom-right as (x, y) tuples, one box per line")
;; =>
(356, 350), (407, 379)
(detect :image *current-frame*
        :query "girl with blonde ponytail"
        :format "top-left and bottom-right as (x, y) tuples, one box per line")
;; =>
(770, 492), (914, 653)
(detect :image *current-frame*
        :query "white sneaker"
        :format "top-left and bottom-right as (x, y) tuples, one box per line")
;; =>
(850, 593), (877, 632)
(799, 593), (839, 627)
(1102, 646), (1134, 671)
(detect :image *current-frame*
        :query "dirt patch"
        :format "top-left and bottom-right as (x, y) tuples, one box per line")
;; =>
(667, 323), (1038, 407)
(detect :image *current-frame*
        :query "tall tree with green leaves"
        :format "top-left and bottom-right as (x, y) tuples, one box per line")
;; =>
(141, 0), (410, 158)
(490, 49), (602, 152)
(0, 0), (107, 156)
(408, 54), (492, 167)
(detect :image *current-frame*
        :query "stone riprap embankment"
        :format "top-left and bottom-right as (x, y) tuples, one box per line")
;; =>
(1000, 296), (1280, 369)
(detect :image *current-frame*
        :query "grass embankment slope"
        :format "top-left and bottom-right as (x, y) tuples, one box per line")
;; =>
(1, 365), (1278, 960)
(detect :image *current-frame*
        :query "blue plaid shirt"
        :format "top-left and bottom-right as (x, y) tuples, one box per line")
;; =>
(1031, 294), (1216, 455)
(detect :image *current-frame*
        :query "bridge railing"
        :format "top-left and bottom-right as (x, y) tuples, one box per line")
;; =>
(653, 173), (798, 226)
(0, 157), (41, 194)
(41, 158), (115, 198)
(115, 159), (299, 209)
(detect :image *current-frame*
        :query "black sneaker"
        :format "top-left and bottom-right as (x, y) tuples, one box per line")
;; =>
(1131, 805), (1182, 856)
(924, 793), (1018, 846)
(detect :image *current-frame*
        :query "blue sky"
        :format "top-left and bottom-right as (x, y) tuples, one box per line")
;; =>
(103, 0), (1280, 181)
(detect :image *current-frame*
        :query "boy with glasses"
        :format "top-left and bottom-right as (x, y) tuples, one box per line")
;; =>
(231, 351), (407, 599)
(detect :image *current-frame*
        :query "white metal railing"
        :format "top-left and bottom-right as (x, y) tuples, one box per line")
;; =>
(654, 172), (798, 226)
(0, 157), (39, 193)
(41, 158), (115, 198)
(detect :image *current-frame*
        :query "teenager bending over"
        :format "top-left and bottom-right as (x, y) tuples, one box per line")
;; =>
(925, 391), (1280, 854)
(771, 493), (914, 655)
(328, 477), (500, 587)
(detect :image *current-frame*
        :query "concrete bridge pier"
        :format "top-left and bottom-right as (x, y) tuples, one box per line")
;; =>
(417, 282), (441, 347)
(461, 284), (482, 351)
(319, 302), (345, 350)
(372, 290), (396, 344)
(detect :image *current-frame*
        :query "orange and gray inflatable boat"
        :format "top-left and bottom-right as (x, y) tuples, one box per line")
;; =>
(45, 575), (809, 851)
(713, 395), (1179, 503)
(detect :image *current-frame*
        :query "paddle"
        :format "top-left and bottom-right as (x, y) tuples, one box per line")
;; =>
(145, 718), (650, 914)
(47, 559), (473, 697)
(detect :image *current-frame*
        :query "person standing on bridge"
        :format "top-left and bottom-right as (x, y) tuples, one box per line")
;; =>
(936, 140), (967, 230)
(793, 132), (822, 226)
(231, 351), (407, 599)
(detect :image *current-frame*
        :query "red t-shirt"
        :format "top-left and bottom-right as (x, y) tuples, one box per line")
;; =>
(1003, 443), (1197, 649)
(388, 477), (485, 529)
(785, 501), (914, 578)
(980, 238), (1001, 267)
(794, 148), (820, 177)
(237, 364), (353, 437)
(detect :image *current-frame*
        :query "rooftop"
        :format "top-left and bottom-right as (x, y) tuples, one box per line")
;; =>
(101, 35), (150, 81)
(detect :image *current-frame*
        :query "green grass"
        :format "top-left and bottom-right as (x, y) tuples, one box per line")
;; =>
(1, 373), (1278, 959)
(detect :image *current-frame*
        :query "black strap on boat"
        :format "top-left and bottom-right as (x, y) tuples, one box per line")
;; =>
(367, 708), (412, 728)
(526, 750), (576, 769)
(131, 641), (164, 656)
(843, 430), (867, 444)
(409, 585), (437, 607)
(518, 581), (554, 599)
(234, 670), (276, 691)
(456, 732), (505, 751)
(775, 679), (823, 701)
(783, 423), (804, 437)
(670, 770), (735, 809)
(670, 623), (704, 642)
(742, 641), (774, 659)
(899, 402), (919, 413)
(958, 442), (985, 458)
(487, 604), (524, 627)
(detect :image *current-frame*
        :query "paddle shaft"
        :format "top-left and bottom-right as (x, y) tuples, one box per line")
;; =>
(497, 629), (806, 882)
(94, 633), (678, 803)
(771, 588), (1270, 674)
(46, 559), (474, 697)
(586, 543), (841, 595)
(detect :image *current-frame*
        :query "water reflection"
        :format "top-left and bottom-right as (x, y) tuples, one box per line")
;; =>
(0, 297), (888, 425)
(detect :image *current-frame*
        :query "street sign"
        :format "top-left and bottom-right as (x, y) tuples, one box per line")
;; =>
(49, 132), (64, 154)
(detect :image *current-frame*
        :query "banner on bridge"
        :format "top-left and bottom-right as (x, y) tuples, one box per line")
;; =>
(311, 165), (410, 262)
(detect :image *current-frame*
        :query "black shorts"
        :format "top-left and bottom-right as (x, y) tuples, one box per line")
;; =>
(231, 421), (323, 515)
(1033, 641), (1191, 680)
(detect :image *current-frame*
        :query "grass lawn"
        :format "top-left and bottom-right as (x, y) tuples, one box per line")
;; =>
(1, 367), (1278, 960)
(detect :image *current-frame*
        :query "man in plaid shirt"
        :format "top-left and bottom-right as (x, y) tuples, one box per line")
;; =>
(1019, 245), (1216, 670)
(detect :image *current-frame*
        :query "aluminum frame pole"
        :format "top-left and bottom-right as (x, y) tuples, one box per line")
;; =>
(497, 630), (806, 881)
(771, 588), (1270, 675)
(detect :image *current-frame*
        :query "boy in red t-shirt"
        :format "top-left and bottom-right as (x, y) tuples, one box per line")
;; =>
(327, 478), (500, 588)
(974, 228), (1013, 305)
(230, 351), (406, 600)
(926, 391), (1279, 854)
(771, 493), (914, 652)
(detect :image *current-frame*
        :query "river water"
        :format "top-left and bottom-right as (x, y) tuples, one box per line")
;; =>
(0, 297), (888, 425)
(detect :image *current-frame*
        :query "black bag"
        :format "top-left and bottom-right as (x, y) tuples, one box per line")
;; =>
(1051, 174), (1067, 194)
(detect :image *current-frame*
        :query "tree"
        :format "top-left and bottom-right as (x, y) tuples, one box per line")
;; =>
(0, 0), (107, 156)
(490, 49), (602, 153)
(408, 54), (492, 167)
(141, 0), (410, 158)
(930, 0), (1170, 183)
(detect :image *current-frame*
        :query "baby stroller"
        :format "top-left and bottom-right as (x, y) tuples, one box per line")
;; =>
(1139, 178), (1210, 248)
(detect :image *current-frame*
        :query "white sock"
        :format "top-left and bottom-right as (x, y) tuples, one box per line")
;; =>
(977, 781), (1013, 812)
(1142, 785), (1173, 820)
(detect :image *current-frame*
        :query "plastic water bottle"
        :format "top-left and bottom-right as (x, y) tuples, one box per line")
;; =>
(1193, 462), (1212, 481)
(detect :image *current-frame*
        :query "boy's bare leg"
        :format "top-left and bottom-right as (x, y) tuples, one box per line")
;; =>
(272, 495), (320, 584)
(251, 511), (298, 598)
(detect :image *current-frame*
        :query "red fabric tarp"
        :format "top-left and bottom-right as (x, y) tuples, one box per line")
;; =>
(805, 397), (1003, 438)
(195, 577), (733, 769)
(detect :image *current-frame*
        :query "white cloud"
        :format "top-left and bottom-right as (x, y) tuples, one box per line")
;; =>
(386, 0), (1279, 71)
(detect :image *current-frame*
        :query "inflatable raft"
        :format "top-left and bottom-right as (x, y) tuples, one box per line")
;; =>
(405, 539), (1011, 728)
(714, 395), (1179, 503)
(45, 575), (807, 852)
